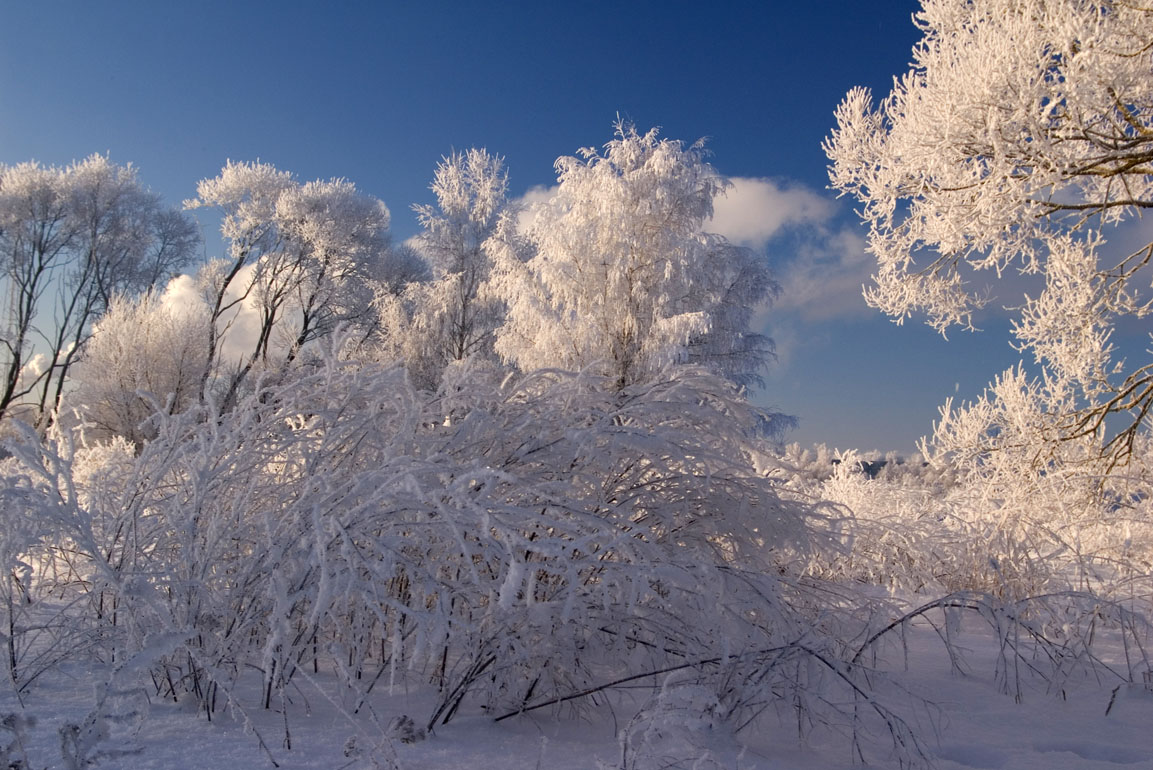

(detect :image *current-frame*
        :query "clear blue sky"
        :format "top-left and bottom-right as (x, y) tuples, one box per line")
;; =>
(1, 0), (1046, 452)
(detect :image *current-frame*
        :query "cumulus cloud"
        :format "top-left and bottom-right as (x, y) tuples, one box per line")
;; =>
(769, 227), (875, 323)
(756, 227), (875, 373)
(708, 177), (874, 324)
(708, 177), (834, 250)
(160, 273), (205, 317)
(159, 266), (264, 370)
(214, 264), (267, 368)
(515, 184), (557, 233)
(21, 353), (48, 380)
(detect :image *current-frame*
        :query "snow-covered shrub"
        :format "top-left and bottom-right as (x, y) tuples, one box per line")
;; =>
(616, 671), (725, 770)
(0, 431), (124, 695)
(775, 435), (1153, 711)
(783, 424), (1153, 602)
(809, 453), (966, 592)
(1, 336), (948, 764)
(0, 713), (34, 770)
(58, 682), (148, 770)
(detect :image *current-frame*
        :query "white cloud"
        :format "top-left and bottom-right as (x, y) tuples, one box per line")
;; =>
(161, 265), (266, 370)
(705, 177), (875, 323)
(160, 273), (205, 317)
(21, 353), (48, 380)
(515, 184), (557, 233)
(708, 177), (834, 250)
(216, 264), (267, 368)
(769, 227), (875, 323)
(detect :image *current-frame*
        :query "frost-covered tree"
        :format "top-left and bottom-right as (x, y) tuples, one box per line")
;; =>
(491, 123), (776, 390)
(274, 178), (394, 358)
(67, 288), (210, 446)
(0, 156), (197, 429)
(413, 149), (511, 363)
(825, 0), (1153, 464)
(186, 162), (392, 405)
(378, 149), (514, 389)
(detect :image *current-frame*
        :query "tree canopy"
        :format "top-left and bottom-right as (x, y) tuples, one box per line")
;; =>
(491, 123), (776, 390)
(825, 0), (1153, 464)
(0, 156), (197, 430)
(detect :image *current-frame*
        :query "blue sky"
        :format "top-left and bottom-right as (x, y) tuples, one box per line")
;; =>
(1, 0), (1050, 452)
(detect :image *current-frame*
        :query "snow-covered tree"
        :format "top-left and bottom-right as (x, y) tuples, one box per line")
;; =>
(825, 0), (1153, 465)
(274, 177), (394, 359)
(0, 162), (72, 428)
(0, 156), (197, 429)
(491, 123), (776, 390)
(376, 149), (514, 390)
(413, 149), (512, 362)
(67, 287), (210, 447)
(186, 162), (392, 405)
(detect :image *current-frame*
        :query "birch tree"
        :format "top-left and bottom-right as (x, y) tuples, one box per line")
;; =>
(491, 122), (776, 390)
(378, 149), (514, 389)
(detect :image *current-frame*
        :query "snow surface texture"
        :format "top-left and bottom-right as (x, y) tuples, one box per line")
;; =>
(0, 616), (1151, 769)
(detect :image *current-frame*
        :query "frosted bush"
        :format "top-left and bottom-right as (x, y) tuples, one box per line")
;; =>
(2, 341), (860, 742)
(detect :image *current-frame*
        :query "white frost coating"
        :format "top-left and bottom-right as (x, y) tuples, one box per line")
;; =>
(497, 554), (525, 610)
(489, 122), (777, 390)
(826, 0), (1153, 463)
(186, 161), (392, 404)
(377, 149), (514, 390)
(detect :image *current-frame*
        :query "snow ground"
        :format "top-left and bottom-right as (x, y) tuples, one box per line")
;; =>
(1, 614), (1151, 769)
